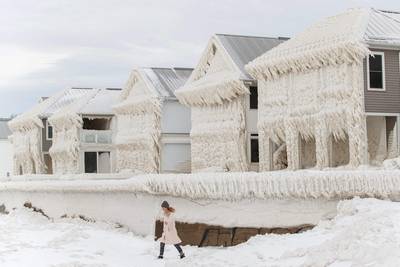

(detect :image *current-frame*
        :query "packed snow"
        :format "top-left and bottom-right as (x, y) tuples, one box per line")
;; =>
(0, 197), (399, 267)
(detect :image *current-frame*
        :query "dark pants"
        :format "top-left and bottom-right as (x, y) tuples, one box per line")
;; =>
(159, 242), (184, 256)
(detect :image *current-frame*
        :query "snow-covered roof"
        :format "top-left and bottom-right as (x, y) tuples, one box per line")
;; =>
(41, 88), (93, 118)
(0, 119), (11, 139)
(72, 88), (121, 116)
(175, 34), (286, 106)
(113, 67), (193, 115)
(246, 8), (400, 80)
(140, 67), (193, 99)
(9, 88), (121, 132)
(48, 88), (121, 128)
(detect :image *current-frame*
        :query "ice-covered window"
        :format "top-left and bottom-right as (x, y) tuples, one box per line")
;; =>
(46, 121), (53, 140)
(249, 86), (258, 109)
(83, 118), (111, 130)
(84, 151), (111, 173)
(250, 134), (259, 163)
(368, 52), (385, 91)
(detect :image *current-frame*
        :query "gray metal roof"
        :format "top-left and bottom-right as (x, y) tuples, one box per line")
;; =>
(365, 9), (400, 46)
(141, 67), (193, 98)
(0, 119), (11, 139)
(216, 34), (288, 79)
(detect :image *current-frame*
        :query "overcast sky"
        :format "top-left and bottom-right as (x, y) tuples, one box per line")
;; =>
(0, 0), (398, 117)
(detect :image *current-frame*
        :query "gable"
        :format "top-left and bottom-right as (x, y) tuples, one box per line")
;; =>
(120, 70), (158, 102)
(187, 36), (241, 85)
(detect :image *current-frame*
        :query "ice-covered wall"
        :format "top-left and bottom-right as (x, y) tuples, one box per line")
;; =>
(176, 37), (250, 172)
(0, 189), (337, 236)
(257, 62), (368, 171)
(9, 124), (46, 175)
(2, 170), (400, 235)
(246, 8), (373, 171)
(49, 114), (82, 174)
(113, 71), (162, 173)
(191, 97), (248, 171)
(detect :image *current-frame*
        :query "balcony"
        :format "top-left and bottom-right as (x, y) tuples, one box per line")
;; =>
(80, 130), (112, 144)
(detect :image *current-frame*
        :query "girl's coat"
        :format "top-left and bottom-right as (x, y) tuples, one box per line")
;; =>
(158, 214), (182, 245)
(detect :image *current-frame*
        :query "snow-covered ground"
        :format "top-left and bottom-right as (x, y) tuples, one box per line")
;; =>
(0, 197), (399, 267)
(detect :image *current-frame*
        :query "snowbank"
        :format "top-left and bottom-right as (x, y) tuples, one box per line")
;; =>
(0, 198), (400, 266)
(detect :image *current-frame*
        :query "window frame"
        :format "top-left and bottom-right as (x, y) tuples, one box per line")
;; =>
(367, 51), (386, 91)
(46, 120), (53, 141)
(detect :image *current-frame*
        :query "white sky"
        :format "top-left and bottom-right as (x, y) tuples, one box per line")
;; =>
(0, 0), (398, 117)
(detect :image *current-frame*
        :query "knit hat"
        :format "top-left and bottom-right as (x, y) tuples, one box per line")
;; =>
(161, 201), (169, 208)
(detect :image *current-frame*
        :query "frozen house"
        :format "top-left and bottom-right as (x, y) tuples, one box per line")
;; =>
(9, 88), (121, 175)
(246, 8), (400, 171)
(175, 34), (287, 172)
(113, 67), (192, 173)
(0, 118), (13, 177)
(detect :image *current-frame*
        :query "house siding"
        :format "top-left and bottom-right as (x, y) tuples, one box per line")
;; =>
(42, 119), (52, 152)
(364, 49), (400, 113)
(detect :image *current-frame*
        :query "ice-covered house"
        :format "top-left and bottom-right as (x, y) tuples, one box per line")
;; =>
(113, 67), (192, 173)
(246, 8), (400, 171)
(0, 118), (13, 177)
(9, 88), (120, 175)
(175, 34), (287, 172)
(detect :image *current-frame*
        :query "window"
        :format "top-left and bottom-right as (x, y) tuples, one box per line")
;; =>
(367, 52), (385, 91)
(83, 118), (111, 130)
(250, 134), (259, 163)
(46, 121), (53, 140)
(249, 86), (258, 109)
(84, 151), (111, 173)
(84, 152), (97, 173)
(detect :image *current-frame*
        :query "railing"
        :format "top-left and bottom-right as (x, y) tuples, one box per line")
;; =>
(80, 130), (112, 144)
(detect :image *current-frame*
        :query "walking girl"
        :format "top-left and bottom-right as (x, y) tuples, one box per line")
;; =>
(158, 201), (185, 259)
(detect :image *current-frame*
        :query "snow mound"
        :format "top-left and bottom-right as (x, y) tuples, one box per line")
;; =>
(288, 198), (400, 266)
(189, 198), (400, 266)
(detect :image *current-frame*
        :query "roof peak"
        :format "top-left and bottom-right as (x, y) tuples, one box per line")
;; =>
(138, 67), (194, 71)
(216, 33), (289, 40)
(377, 9), (400, 15)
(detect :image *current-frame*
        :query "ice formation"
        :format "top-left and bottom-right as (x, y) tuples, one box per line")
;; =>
(8, 91), (66, 175)
(246, 8), (375, 171)
(176, 35), (272, 172)
(2, 170), (400, 201)
(49, 90), (101, 174)
(113, 71), (163, 173)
